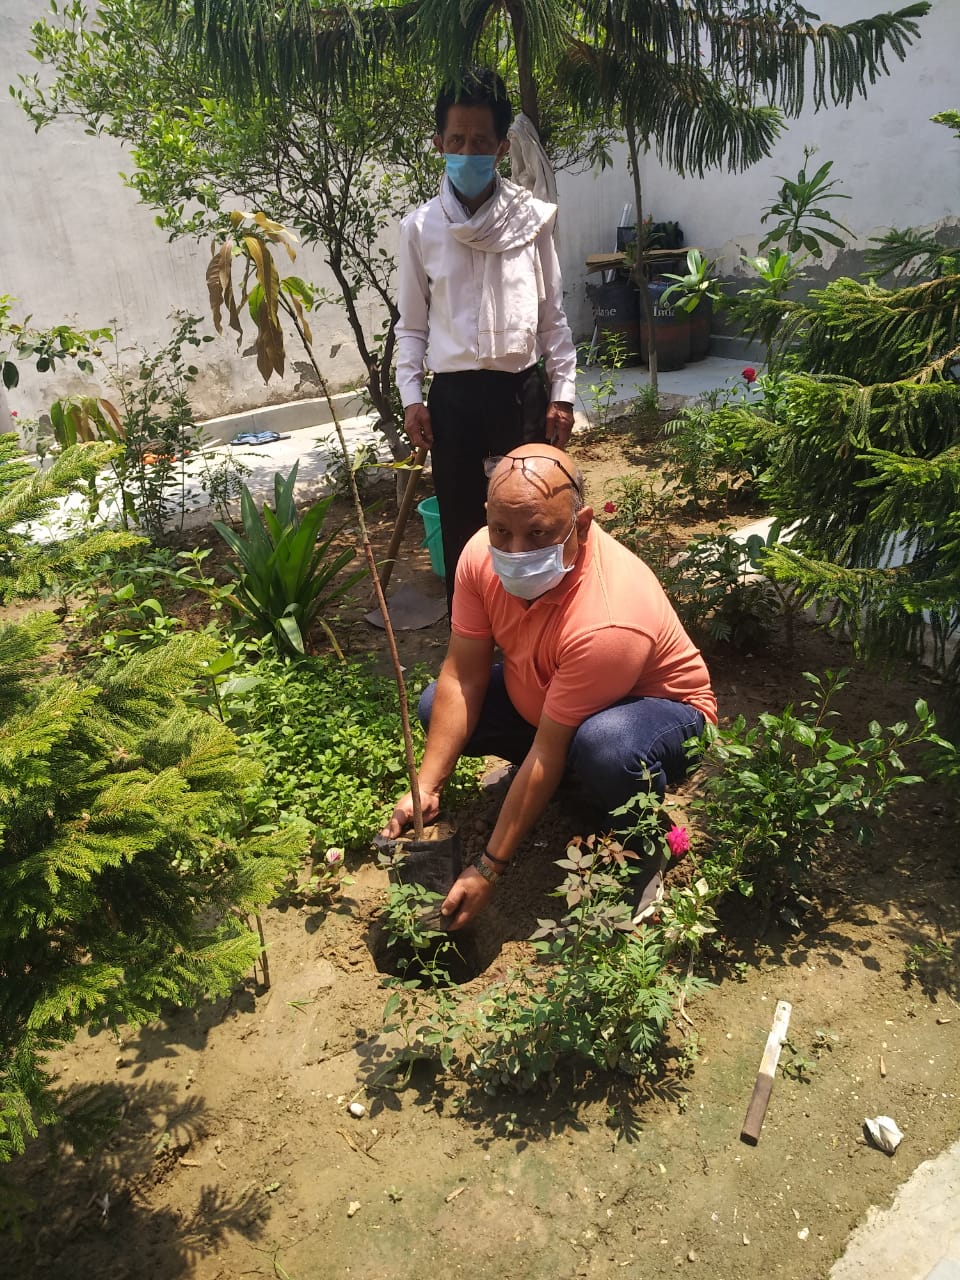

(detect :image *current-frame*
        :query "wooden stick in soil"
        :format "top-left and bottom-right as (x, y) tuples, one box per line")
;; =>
(254, 912), (271, 989)
(740, 998), (792, 1145)
(281, 299), (424, 837)
(378, 446), (428, 594)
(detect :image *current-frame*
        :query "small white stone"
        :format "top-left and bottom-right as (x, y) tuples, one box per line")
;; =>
(348, 1102), (366, 1118)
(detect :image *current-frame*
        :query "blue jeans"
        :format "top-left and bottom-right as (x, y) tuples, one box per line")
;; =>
(418, 664), (705, 828)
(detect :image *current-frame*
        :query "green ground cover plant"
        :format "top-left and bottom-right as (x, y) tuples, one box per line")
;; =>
(223, 654), (482, 855)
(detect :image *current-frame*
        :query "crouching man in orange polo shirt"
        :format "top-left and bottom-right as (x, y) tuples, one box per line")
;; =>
(380, 443), (717, 931)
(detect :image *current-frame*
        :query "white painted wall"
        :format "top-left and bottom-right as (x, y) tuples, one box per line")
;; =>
(555, 0), (960, 334)
(2, 0), (957, 422)
(0, 0), (373, 423)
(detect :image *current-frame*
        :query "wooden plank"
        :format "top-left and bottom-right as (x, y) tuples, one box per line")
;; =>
(584, 247), (705, 273)
(740, 999), (792, 1146)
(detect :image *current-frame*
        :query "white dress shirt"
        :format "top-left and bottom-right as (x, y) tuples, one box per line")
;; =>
(396, 178), (577, 409)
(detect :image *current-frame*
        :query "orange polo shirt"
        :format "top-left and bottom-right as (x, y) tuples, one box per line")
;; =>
(452, 521), (717, 729)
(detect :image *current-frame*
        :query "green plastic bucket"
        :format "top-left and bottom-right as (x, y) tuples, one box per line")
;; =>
(417, 496), (446, 578)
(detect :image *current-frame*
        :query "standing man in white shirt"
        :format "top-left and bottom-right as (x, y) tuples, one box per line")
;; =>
(396, 67), (578, 611)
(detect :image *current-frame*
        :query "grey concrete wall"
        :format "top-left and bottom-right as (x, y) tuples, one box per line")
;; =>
(0, 0), (373, 423)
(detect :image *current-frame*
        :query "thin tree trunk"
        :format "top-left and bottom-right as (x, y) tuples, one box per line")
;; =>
(281, 298), (424, 839)
(504, 0), (540, 133)
(625, 119), (658, 398)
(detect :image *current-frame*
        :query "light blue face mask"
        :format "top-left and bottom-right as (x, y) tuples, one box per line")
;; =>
(488, 520), (577, 601)
(444, 152), (498, 200)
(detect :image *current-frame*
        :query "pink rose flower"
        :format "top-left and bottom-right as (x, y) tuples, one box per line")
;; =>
(325, 847), (344, 865)
(10, 410), (17, 418)
(666, 825), (690, 858)
(603, 501), (617, 514)
(742, 367), (757, 384)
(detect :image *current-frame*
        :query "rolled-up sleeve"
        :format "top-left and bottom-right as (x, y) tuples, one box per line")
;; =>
(536, 223), (577, 404)
(396, 212), (430, 408)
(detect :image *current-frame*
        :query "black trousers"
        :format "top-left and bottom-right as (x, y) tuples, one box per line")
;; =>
(428, 366), (548, 611)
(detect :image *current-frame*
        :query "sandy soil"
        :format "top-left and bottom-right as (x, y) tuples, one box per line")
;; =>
(7, 421), (960, 1280)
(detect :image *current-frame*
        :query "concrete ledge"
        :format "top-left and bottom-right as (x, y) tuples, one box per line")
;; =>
(200, 389), (373, 444)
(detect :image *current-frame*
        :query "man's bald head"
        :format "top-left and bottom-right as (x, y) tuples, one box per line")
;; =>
(486, 445), (585, 517)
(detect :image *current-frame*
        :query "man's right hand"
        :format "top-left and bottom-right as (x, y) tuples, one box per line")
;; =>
(404, 402), (433, 449)
(380, 784), (442, 840)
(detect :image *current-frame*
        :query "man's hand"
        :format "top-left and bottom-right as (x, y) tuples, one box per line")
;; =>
(545, 400), (575, 447)
(404, 402), (433, 449)
(380, 784), (442, 840)
(439, 864), (496, 931)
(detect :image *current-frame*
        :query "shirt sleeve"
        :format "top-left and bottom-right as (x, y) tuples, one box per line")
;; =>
(396, 213), (430, 409)
(536, 219), (577, 405)
(542, 625), (656, 727)
(450, 535), (495, 639)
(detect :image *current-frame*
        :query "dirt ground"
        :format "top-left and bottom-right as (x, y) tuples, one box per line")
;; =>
(8, 421), (960, 1280)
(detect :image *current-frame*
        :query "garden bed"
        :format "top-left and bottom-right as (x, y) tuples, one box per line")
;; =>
(7, 418), (959, 1280)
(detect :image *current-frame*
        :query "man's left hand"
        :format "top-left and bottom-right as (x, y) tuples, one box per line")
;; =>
(545, 400), (575, 447)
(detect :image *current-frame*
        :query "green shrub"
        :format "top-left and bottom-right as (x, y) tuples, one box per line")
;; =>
(693, 669), (937, 902)
(0, 622), (307, 1192)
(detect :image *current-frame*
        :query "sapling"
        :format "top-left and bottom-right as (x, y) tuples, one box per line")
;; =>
(207, 213), (427, 835)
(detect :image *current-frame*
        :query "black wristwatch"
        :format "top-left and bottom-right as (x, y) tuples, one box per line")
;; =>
(473, 854), (501, 885)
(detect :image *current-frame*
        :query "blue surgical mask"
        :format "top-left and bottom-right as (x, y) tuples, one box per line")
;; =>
(488, 521), (577, 601)
(445, 153), (498, 200)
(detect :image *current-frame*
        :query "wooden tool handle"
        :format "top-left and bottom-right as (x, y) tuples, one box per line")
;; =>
(740, 999), (792, 1146)
(378, 447), (428, 594)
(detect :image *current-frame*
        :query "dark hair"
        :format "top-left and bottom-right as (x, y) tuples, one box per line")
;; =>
(434, 67), (513, 141)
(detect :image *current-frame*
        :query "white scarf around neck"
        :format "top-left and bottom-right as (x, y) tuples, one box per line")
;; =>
(440, 176), (557, 362)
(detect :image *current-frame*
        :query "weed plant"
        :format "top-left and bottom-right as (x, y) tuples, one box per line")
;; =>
(577, 330), (629, 431)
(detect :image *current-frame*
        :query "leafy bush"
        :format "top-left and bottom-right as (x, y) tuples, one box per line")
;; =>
(665, 529), (780, 649)
(382, 816), (708, 1093)
(0, 623), (307, 1189)
(597, 473), (674, 579)
(50, 314), (249, 538)
(661, 378), (775, 509)
(693, 669), (938, 902)
(213, 461), (365, 656)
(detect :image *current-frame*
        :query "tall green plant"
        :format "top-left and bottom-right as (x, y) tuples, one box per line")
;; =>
(213, 461), (364, 657)
(0, 622), (307, 1201)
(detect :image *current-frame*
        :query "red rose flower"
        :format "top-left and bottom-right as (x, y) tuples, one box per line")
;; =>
(603, 501), (617, 514)
(666, 825), (690, 858)
(742, 367), (757, 384)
